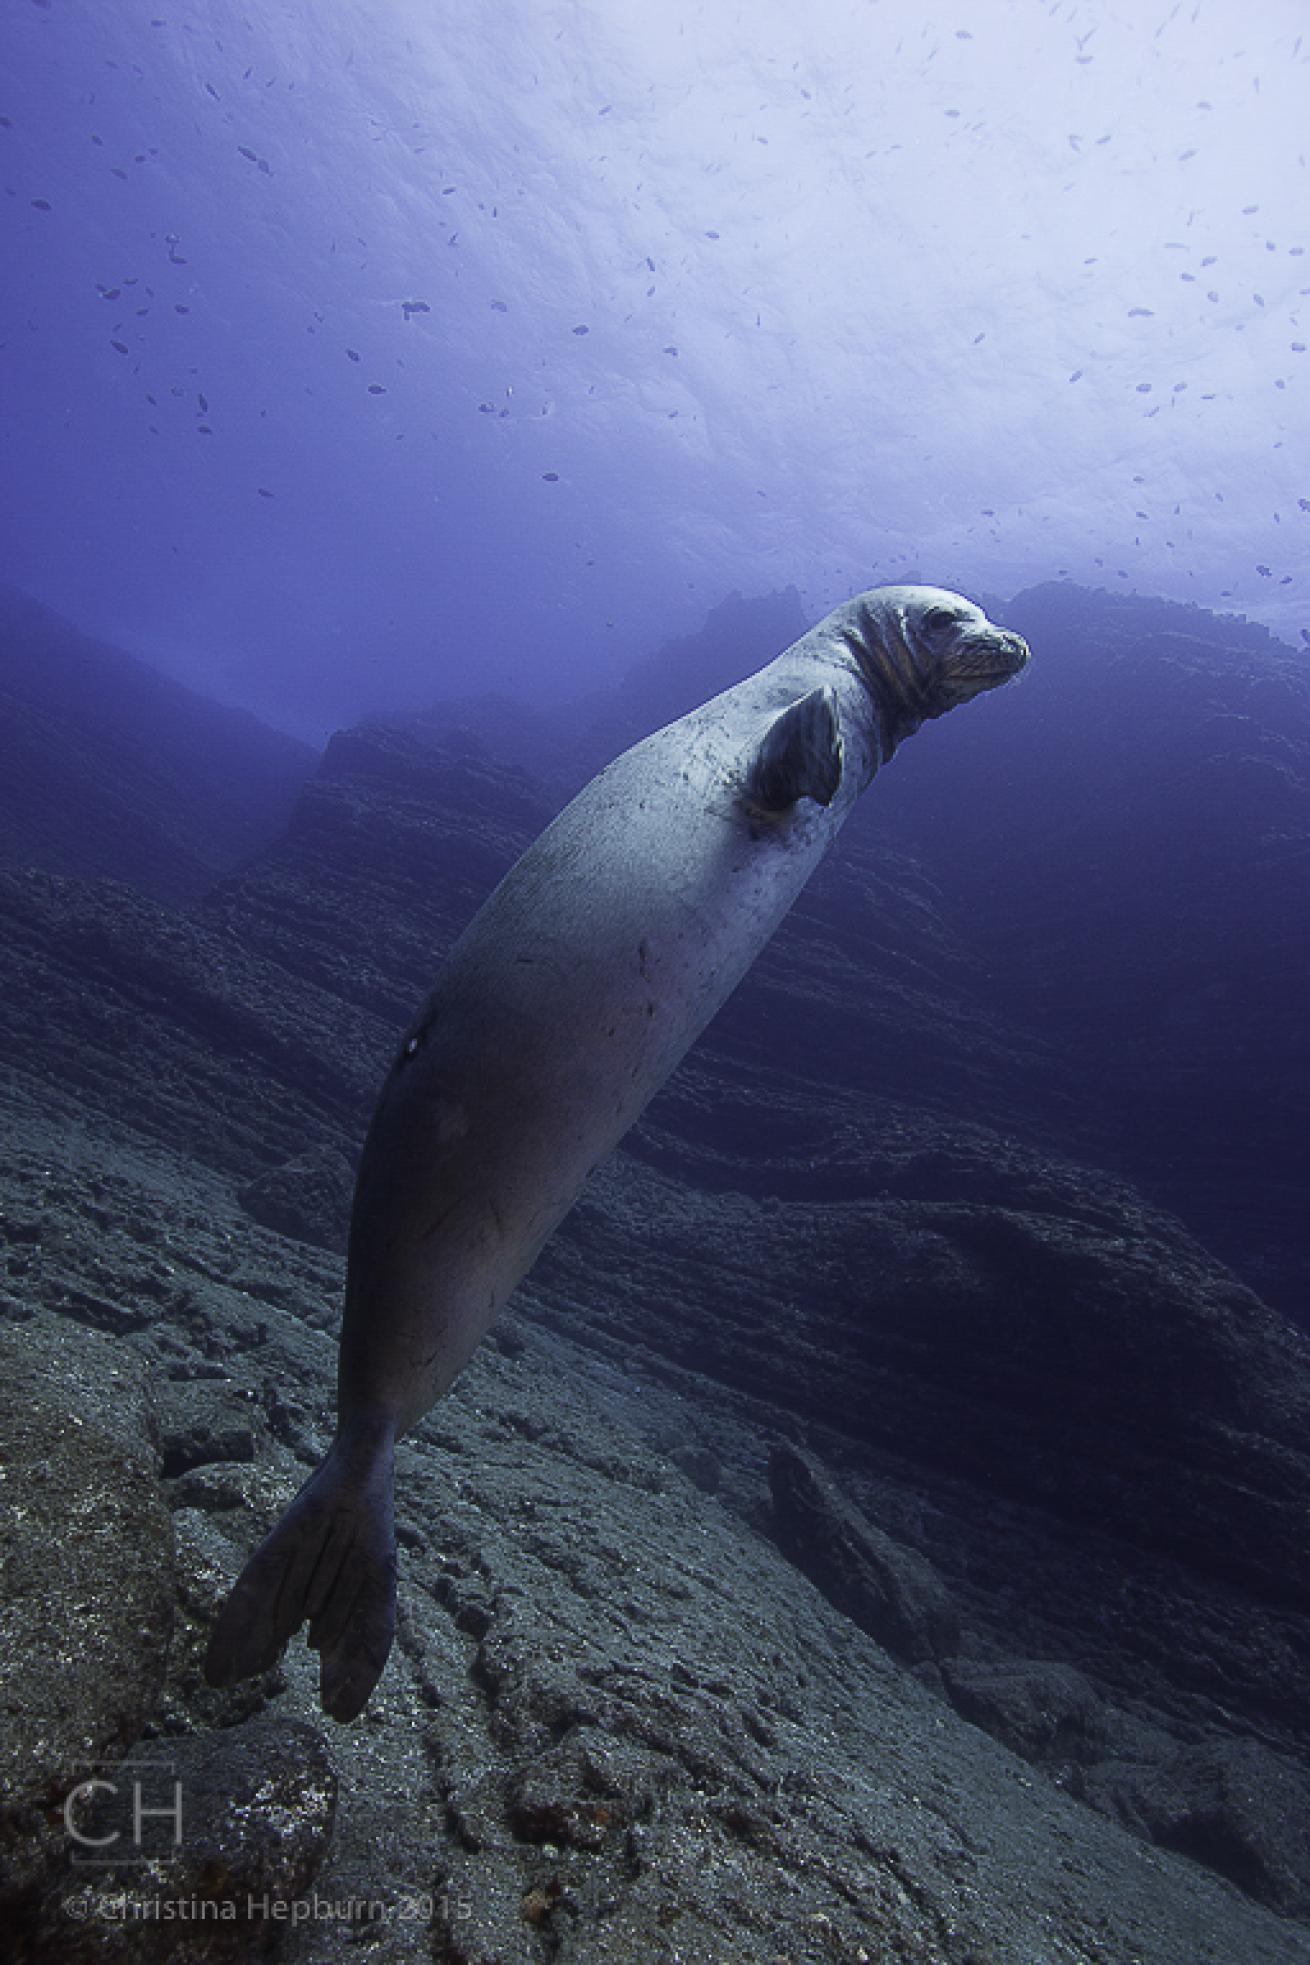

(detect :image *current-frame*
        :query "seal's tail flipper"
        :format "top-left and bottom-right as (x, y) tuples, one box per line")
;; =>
(203, 1419), (397, 1723)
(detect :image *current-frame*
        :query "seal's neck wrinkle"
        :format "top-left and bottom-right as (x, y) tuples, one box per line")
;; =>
(842, 606), (933, 765)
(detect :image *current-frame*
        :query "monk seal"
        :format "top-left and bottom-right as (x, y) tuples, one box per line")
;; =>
(205, 584), (1029, 1720)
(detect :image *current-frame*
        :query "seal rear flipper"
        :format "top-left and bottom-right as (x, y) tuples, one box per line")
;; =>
(203, 1417), (397, 1724)
(743, 685), (843, 814)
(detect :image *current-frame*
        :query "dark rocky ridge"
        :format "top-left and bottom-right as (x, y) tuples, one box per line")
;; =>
(420, 588), (812, 798)
(1, 582), (1309, 1960)
(871, 581), (1310, 1321)
(0, 585), (314, 904)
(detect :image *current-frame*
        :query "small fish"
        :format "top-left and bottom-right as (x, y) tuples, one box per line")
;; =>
(100, 287), (121, 300)
(110, 339), (129, 354)
(542, 471), (560, 482)
(238, 145), (257, 162)
(175, 303), (190, 314)
(662, 345), (678, 356)
(1127, 307), (1153, 317)
(367, 383), (386, 394)
(347, 348), (360, 361)
(31, 197), (52, 210)
(257, 488), (275, 498)
(401, 300), (430, 317)
(490, 300), (508, 312)
(197, 424), (213, 434)
(198, 392), (208, 411)
(573, 324), (589, 335)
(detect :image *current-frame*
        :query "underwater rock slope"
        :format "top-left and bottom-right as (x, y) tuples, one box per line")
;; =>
(0, 586), (313, 903)
(873, 581), (1310, 1321)
(1, 585), (1309, 1961)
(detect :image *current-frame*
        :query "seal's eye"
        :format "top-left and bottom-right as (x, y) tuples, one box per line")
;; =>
(923, 607), (957, 632)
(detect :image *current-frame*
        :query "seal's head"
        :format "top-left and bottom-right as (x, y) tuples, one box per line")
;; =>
(839, 584), (1030, 763)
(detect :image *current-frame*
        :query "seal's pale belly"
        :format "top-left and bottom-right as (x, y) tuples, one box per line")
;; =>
(341, 671), (865, 1427)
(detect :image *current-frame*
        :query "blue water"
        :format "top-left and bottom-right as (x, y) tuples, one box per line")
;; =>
(3, 0), (1307, 735)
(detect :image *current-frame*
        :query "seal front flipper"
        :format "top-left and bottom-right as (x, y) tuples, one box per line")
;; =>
(203, 1415), (397, 1723)
(742, 685), (843, 814)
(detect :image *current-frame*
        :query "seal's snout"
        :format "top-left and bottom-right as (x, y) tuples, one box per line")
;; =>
(935, 619), (1030, 709)
(968, 624), (1029, 678)
(997, 629), (1030, 678)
